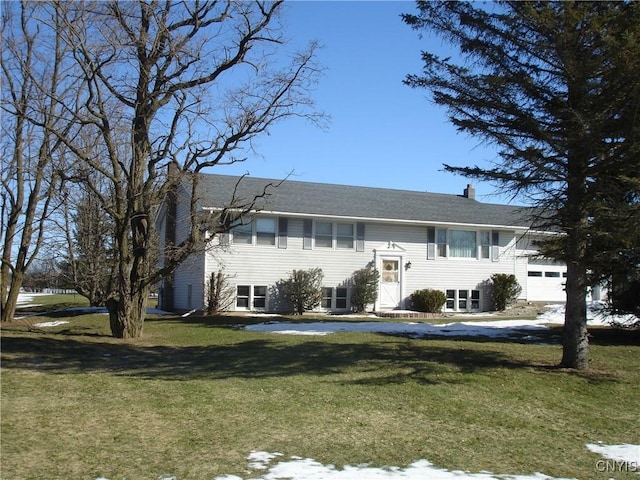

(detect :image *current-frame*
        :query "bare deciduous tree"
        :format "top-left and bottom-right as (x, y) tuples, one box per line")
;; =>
(25, 1), (324, 337)
(1, 2), (78, 322)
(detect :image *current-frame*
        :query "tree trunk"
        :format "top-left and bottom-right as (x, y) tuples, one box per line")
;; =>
(106, 287), (148, 338)
(1, 273), (24, 323)
(561, 252), (590, 369)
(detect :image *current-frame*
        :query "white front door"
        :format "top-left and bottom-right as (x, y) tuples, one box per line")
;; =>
(379, 258), (401, 309)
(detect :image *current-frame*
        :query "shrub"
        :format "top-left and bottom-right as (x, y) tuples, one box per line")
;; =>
(410, 288), (446, 313)
(281, 268), (324, 315)
(490, 273), (522, 311)
(350, 265), (380, 313)
(206, 270), (235, 314)
(610, 278), (640, 318)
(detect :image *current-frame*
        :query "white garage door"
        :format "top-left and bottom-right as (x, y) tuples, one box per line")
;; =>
(526, 267), (566, 302)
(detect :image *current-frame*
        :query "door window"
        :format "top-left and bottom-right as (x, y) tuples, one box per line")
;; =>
(382, 260), (399, 283)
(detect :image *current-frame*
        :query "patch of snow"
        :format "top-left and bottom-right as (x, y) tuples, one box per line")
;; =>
(93, 444), (640, 480)
(16, 292), (50, 305)
(247, 451), (284, 470)
(15, 292), (173, 319)
(211, 451), (576, 480)
(245, 301), (637, 338)
(538, 301), (638, 327)
(586, 443), (640, 466)
(32, 321), (70, 328)
(245, 320), (550, 339)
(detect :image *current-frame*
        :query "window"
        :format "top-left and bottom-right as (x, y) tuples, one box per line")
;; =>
(336, 223), (354, 249)
(236, 286), (250, 308)
(315, 222), (333, 248)
(232, 222), (252, 244)
(446, 289), (480, 311)
(545, 271), (561, 278)
(336, 287), (348, 309)
(382, 260), (399, 283)
(446, 290), (456, 310)
(458, 289), (468, 309)
(449, 230), (477, 258)
(528, 271), (543, 277)
(480, 231), (490, 259)
(322, 287), (333, 308)
(437, 229), (447, 257)
(253, 286), (267, 308)
(471, 290), (480, 310)
(256, 218), (276, 246)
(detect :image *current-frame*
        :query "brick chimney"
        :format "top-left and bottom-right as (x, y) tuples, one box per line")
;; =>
(463, 183), (475, 200)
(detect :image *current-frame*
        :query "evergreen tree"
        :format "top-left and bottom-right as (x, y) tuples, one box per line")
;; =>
(403, 1), (640, 369)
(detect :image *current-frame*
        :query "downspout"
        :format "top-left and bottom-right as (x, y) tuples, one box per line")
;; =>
(373, 248), (378, 311)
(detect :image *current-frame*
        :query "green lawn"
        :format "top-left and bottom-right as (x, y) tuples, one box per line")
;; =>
(1, 298), (639, 479)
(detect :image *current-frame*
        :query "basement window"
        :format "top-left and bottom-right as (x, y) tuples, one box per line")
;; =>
(336, 287), (348, 309)
(253, 286), (267, 308)
(322, 287), (333, 308)
(236, 286), (250, 308)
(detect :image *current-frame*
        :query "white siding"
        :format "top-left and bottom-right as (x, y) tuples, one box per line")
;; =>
(203, 216), (539, 312)
(170, 185), (205, 311)
(208, 217), (374, 312)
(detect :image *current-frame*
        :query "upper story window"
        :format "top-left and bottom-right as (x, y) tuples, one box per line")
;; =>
(231, 217), (276, 246)
(232, 222), (252, 244)
(449, 230), (477, 258)
(315, 222), (333, 248)
(313, 221), (356, 249)
(480, 231), (490, 259)
(429, 227), (499, 260)
(256, 218), (276, 246)
(336, 223), (354, 249)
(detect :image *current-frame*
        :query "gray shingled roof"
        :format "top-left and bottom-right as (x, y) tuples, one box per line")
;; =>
(196, 173), (534, 228)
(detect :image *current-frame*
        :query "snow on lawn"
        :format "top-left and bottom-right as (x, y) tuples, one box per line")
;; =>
(245, 302), (638, 339)
(208, 444), (640, 480)
(14, 293), (173, 323)
(93, 444), (640, 480)
(538, 301), (638, 327)
(245, 318), (550, 339)
(586, 443), (640, 468)
(15, 292), (51, 308)
(32, 320), (70, 328)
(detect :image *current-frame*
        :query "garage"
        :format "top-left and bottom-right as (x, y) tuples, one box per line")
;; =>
(526, 264), (567, 302)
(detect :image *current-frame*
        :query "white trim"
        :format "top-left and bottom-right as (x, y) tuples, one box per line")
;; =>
(374, 244), (406, 310)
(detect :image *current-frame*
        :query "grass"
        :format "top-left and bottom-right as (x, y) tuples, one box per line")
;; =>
(1, 297), (639, 479)
(14, 293), (90, 313)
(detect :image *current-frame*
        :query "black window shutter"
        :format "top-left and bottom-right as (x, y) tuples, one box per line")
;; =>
(427, 226), (436, 260)
(278, 217), (288, 249)
(303, 219), (313, 250)
(356, 222), (365, 252)
(491, 230), (500, 261)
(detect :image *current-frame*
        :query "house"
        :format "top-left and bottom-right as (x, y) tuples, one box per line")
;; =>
(156, 173), (569, 314)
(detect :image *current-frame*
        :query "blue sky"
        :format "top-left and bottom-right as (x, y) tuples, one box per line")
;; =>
(219, 1), (509, 203)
